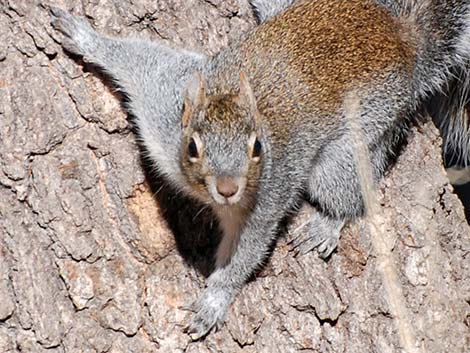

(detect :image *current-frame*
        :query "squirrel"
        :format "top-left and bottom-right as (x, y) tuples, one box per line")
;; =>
(252, 0), (470, 166)
(51, 0), (470, 339)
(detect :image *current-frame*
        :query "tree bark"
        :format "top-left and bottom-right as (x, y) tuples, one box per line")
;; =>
(0, 1), (469, 352)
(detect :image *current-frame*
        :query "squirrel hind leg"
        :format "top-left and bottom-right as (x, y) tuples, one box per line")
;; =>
(290, 211), (345, 259)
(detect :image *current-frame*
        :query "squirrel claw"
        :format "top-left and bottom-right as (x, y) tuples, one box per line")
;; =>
(185, 313), (219, 341)
(178, 300), (198, 313)
(50, 6), (96, 57)
(291, 233), (334, 258)
(183, 286), (229, 339)
(291, 230), (339, 259)
(49, 6), (68, 19)
(290, 212), (343, 259)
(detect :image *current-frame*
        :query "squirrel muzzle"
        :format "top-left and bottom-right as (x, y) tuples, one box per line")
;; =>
(206, 175), (247, 205)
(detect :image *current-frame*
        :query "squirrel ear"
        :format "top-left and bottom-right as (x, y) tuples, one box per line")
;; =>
(182, 72), (207, 129)
(236, 71), (257, 114)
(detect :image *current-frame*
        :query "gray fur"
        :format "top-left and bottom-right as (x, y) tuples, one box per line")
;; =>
(291, 211), (345, 258)
(186, 0), (469, 336)
(381, 0), (470, 101)
(248, 0), (296, 23)
(378, 0), (470, 165)
(50, 0), (470, 339)
(430, 66), (470, 165)
(253, 0), (470, 166)
(50, 7), (206, 192)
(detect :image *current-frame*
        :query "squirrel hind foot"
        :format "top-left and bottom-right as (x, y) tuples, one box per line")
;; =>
(290, 211), (345, 259)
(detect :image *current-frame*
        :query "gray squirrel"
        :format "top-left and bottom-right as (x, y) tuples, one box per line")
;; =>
(253, 0), (470, 165)
(51, 0), (470, 339)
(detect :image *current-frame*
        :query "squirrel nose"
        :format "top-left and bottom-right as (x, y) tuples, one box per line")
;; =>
(216, 177), (239, 198)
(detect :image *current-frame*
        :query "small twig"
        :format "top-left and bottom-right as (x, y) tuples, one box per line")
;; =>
(345, 92), (421, 353)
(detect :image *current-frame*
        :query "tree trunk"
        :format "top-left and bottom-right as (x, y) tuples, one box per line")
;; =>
(0, 1), (469, 352)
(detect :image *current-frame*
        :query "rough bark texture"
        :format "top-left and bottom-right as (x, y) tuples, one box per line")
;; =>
(1, 1), (469, 352)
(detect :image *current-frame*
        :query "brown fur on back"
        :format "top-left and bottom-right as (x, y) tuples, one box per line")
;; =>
(210, 0), (417, 140)
(258, 0), (415, 101)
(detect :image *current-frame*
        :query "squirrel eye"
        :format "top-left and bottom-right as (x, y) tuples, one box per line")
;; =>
(188, 137), (199, 160)
(252, 138), (262, 159)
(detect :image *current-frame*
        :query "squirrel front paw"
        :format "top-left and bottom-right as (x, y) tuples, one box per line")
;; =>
(185, 286), (231, 340)
(50, 7), (97, 57)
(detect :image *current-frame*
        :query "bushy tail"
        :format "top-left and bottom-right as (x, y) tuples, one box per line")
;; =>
(386, 1), (470, 95)
(382, 0), (470, 165)
(429, 66), (470, 165)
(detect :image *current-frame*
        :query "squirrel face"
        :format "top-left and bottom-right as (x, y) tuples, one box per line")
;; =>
(180, 72), (264, 208)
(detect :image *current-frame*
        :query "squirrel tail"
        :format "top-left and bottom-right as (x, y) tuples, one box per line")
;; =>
(389, 0), (470, 97)
(429, 67), (470, 165)
(388, 0), (470, 165)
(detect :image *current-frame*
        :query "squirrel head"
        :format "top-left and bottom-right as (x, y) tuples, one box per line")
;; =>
(180, 72), (264, 208)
